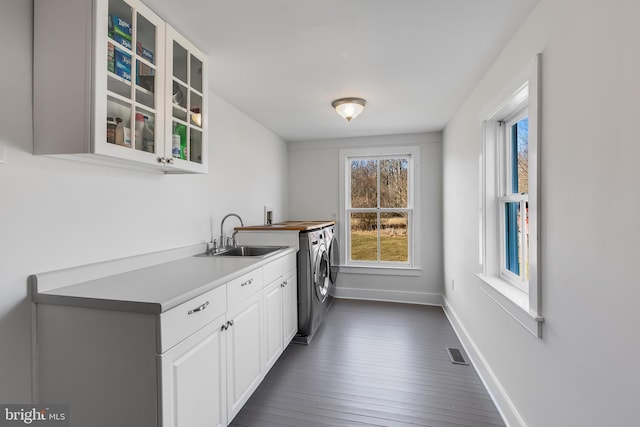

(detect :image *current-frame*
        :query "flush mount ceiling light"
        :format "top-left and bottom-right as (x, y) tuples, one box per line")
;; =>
(331, 97), (367, 122)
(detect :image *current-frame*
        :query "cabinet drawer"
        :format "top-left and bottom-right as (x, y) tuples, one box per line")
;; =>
(158, 285), (227, 353)
(263, 252), (297, 285)
(227, 268), (263, 308)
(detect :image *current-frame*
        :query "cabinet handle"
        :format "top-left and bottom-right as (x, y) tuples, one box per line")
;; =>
(226, 320), (234, 328)
(240, 278), (253, 287)
(167, 158), (175, 164)
(221, 323), (228, 331)
(188, 301), (209, 315)
(157, 157), (164, 164)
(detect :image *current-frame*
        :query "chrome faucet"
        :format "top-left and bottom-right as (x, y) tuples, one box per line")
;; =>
(220, 213), (244, 249)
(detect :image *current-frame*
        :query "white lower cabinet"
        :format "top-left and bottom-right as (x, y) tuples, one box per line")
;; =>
(263, 278), (284, 371)
(282, 269), (298, 344)
(35, 253), (296, 427)
(262, 252), (298, 373)
(225, 292), (263, 420)
(160, 314), (227, 427)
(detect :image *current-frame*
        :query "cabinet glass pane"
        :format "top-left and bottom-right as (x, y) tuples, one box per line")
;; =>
(173, 41), (188, 84)
(190, 55), (203, 93)
(136, 60), (155, 108)
(189, 91), (202, 128)
(108, 44), (133, 98)
(190, 128), (203, 164)
(136, 14), (156, 66)
(108, 0), (133, 51)
(107, 97), (132, 148)
(171, 121), (188, 160)
(172, 81), (188, 121)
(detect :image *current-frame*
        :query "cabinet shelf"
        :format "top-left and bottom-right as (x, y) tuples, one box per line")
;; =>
(134, 102), (155, 115)
(108, 71), (132, 87)
(136, 56), (155, 70)
(135, 84), (154, 96)
(172, 103), (187, 113)
(107, 90), (132, 105)
(108, 37), (133, 54)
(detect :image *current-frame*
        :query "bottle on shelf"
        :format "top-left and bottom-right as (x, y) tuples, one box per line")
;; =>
(171, 123), (187, 160)
(172, 123), (181, 158)
(135, 113), (145, 150)
(123, 126), (132, 147)
(106, 117), (117, 144)
(115, 117), (124, 145)
(143, 115), (154, 153)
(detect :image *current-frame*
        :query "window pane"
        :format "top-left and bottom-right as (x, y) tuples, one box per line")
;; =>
(510, 117), (528, 194)
(350, 212), (377, 261)
(505, 202), (521, 275)
(524, 202), (529, 281)
(380, 158), (408, 208)
(380, 212), (408, 262)
(350, 159), (377, 208)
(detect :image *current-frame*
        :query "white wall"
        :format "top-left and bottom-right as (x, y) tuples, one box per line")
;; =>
(443, 0), (640, 425)
(288, 133), (443, 304)
(0, 1), (287, 403)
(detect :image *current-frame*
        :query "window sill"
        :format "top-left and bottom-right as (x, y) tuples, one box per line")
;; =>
(475, 273), (544, 338)
(341, 265), (422, 277)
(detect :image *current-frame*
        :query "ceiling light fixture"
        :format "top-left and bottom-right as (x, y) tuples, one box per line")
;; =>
(332, 97), (367, 122)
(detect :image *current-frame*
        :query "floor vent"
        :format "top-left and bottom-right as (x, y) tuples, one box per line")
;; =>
(446, 347), (469, 365)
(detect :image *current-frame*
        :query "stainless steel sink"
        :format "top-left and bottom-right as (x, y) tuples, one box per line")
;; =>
(196, 246), (286, 258)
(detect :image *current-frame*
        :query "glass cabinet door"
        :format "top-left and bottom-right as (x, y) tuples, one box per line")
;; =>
(105, 0), (163, 159)
(167, 26), (206, 170)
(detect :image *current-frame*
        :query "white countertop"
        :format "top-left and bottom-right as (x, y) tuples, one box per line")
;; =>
(30, 246), (297, 314)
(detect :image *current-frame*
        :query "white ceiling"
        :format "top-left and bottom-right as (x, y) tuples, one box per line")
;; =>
(143, 0), (539, 142)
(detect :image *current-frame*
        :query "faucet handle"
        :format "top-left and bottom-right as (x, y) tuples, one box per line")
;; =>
(207, 239), (218, 254)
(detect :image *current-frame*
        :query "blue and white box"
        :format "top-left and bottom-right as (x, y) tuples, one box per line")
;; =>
(111, 15), (132, 50)
(115, 49), (132, 81)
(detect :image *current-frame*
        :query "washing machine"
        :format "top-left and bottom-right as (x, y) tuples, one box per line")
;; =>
(294, 228), (330, 344)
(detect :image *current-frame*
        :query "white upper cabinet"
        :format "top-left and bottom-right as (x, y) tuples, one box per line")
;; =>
(33, 0), (208, 174)
(164, 26), (208, 173)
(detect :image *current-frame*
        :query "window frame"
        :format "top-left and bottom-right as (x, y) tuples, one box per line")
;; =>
(478, 54), (543, 338)
(339, 146), (420, 270)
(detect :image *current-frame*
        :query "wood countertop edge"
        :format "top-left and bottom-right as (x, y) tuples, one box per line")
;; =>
(235, 221), (336, 231)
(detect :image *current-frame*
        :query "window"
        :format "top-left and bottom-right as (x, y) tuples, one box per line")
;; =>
(478, 54), (543, 337)
(499, 113), (529, 292)
(340, 146), (419, 268)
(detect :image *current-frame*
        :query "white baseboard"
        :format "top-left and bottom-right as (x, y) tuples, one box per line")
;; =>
(442, 297), (526, 427)
(333, 287), (443, 306)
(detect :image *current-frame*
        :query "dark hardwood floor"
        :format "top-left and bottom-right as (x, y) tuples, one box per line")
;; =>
(230, 299), (505, 427)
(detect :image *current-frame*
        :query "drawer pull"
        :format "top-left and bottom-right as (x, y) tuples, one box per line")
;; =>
(228, 320), (234, 327)
(281, 280), (287, 288)
(188, 301), (209, 315)
(240, 278), (254, 287)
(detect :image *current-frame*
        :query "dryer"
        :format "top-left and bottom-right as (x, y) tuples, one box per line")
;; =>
(324, 224), (339, 291)
(295, 228), (330, 344)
